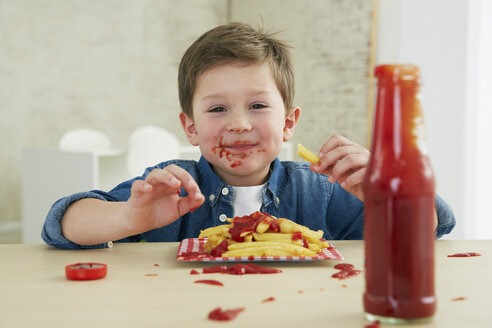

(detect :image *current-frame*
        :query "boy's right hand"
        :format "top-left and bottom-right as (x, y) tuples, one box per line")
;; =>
(123, 165), (205, 235)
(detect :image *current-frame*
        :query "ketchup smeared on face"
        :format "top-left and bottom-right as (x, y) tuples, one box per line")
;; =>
(211, 137), (251, 167)
(194, 279), (224, 286)
(208, 307), (245, 321)
(332, 263), (362, 280)
(447, 252), (481, 257)
(203, 263), (281, 275)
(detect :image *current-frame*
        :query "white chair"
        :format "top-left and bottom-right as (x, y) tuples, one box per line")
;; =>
(58, 128), (112, 153)
(126, 126), (180, 176)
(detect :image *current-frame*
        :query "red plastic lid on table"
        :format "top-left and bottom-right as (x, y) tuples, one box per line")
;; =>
(65, 262), (107, 280)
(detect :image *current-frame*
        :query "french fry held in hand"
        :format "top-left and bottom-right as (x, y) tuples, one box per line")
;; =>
(198, 211), (329, 257)
(297, 143), (320, 164)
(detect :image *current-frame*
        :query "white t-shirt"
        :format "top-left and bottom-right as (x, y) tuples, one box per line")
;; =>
(232, 184), (266, 217)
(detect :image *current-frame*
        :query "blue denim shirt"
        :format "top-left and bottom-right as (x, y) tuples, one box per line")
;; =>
(42, 156), (456, 249)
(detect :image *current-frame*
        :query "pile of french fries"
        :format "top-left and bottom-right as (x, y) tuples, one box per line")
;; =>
(198, 212), (329, 257)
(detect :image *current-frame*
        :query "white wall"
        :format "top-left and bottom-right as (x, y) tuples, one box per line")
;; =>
(377, 0), (469, 239)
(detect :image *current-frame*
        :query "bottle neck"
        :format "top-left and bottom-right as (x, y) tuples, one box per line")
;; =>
(370, 81), (426, 159)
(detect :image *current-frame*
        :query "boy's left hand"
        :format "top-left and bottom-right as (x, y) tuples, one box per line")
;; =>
(310, 134), (369, 201)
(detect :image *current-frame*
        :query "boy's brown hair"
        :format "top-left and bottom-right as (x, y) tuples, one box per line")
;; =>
(178, 22), (294, 118)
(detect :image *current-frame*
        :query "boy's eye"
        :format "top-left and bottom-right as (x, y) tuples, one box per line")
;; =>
(250, 103), (266, 110)
(209, 106), (226, 113)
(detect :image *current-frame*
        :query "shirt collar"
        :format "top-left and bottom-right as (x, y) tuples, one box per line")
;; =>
(197, 156), (286, 209)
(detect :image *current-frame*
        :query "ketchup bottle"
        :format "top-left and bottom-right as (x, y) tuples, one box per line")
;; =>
(363, 65), (436, 323)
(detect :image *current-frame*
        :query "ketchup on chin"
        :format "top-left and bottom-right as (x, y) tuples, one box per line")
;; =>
(363, 65), (436, 323)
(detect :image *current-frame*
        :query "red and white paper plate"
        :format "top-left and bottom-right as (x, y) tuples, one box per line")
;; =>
(176, 238), (343, 262)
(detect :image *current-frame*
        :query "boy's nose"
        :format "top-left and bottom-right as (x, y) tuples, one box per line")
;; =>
(226, 113), (252, 133)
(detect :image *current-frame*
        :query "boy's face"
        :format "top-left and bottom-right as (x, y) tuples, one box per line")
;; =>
(180, 61), (300, 186)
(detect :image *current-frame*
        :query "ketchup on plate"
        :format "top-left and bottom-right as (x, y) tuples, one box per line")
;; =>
(363, 65), (436, 323)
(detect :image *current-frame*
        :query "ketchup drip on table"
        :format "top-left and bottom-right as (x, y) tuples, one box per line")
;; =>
(262, 297), (275, 303)
(365, 321), (380, 328)
(194, 279), (224, 286)
(332, 263), (361, 280)
(208, 307), (245, 321)
(334, 263), (355, 270)
(228, 211), (276, 242)
(189, 269), (200, 275)
(451, 297), (467, 301)
(203, 263), (281, 275)
(447, 252), (481, 257)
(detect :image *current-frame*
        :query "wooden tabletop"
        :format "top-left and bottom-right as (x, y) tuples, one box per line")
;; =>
(0, 240), (490, 327)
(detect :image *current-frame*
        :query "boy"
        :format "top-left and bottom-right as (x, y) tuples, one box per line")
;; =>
(42, 23), (455, 249)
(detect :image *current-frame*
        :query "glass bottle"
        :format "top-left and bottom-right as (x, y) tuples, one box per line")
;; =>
(363, 64), (436, 324)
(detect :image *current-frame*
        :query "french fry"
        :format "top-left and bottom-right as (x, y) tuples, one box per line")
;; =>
(297, 143), (320, 164)
(200, 211), (330, 257)
(251, 232), (292, 241)
(223, 244), (317, 257)
(199, 225), (232, 239)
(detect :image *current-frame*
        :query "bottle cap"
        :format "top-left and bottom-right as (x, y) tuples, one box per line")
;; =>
(375, 64), (420, 83)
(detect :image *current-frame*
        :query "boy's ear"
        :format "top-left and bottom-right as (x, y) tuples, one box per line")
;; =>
(179, 112), (199, 146)
(283, 106), (301, 141)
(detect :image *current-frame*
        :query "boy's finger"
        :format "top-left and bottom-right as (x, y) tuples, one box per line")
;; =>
(131, 179), (152, 197)
(177, 191), (205, 215)
(315, 145), (357, 172)
(163, 165), (203, 196)
(330, 153), (367, 181)
(145, 168), (181, 188)
(340, 169), (366, 189)
(318, 134), (352, 156)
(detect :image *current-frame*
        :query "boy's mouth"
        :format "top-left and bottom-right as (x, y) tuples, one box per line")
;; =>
(223, 141), (258, 152)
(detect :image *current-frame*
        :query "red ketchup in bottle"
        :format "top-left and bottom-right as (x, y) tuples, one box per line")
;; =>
(363, 65), (436, 323)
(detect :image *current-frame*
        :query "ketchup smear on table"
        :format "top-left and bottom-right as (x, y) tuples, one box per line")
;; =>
(194, 279), (223, 286)
(262, 297), (275, 303)
(203, 263), (282, 275)
(365, 321), (380, 328)
(332, 263), (362, 280)
(451, 297), (467, 301)
(208, 307), (245, 321)
(447, 252), (481, 257)
(190, 269), (200, 275)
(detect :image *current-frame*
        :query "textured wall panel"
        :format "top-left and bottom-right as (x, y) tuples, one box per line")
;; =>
(0, 0), (227, 222)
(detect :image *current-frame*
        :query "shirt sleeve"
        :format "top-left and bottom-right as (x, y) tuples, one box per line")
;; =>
(41, 191), (111, 249)
(326, 182), (455, 240)
(435, 193), (456, 239)
(326, 183), (365, 240)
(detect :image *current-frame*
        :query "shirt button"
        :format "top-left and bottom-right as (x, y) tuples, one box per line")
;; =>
(219, 214), (227, 222)
(275, 197), (280, 205)
(221, 187), (229, 196)
(209, 194), (216, 202)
